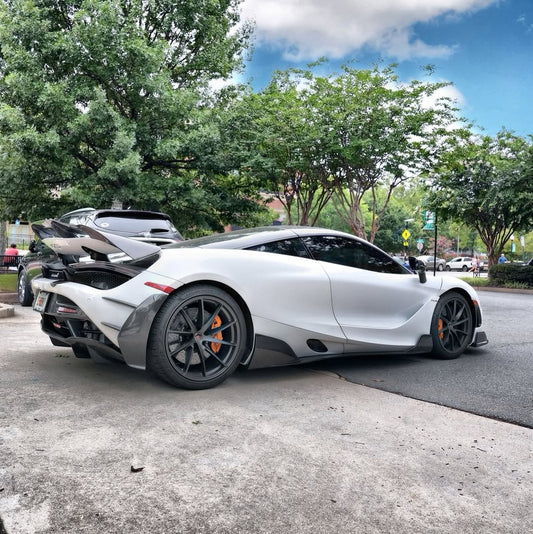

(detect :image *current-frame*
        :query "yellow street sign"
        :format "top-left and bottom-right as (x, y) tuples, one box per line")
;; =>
(402, 229), (411, 240)
(403, 241), (409, 247)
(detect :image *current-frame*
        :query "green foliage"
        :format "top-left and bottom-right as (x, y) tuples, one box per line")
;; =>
(226, 63), (460, 239)
(489, 263), (533, 288)
(427, 129), (533, 266)
(0, 0), (257, 234)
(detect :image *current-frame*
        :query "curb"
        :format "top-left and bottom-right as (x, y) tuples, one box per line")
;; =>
(474, 286), (533, 296)
(0, 292), (18, 305)
(0, 292), (18, 318)
(0, 302), (15, 318)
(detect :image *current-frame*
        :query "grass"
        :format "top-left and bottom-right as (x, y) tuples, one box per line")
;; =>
(460, 276), (532, 290)
(0, 273), (17, 292)
(459, 276), (490, 288)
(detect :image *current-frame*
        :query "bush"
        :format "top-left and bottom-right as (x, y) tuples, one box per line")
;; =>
(489, 263), (533, 288)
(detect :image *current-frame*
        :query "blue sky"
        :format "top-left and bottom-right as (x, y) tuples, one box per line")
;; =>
(239, 0), (533, 137)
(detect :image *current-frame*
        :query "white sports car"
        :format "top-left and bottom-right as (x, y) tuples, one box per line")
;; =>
(32, 226), (488, 389)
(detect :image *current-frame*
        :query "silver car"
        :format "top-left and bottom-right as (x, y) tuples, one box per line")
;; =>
(416, 255), (447, 272)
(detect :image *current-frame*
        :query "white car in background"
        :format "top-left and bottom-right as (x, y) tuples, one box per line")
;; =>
(446, 257), (473, 272)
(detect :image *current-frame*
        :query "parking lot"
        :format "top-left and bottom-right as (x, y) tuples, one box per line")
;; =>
(1, 305), (532, 533)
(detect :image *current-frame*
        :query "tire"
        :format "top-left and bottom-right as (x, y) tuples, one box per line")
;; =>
(18, 269), (33, 306)
(445, 266), (451, 271)
(430, 292), (474, 359)
(437, 264), (444, 271)
(461, 265), (468, 272)
(147, 285), (247, 389)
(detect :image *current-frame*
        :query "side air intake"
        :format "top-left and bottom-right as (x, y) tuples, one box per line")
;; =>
(307, 339), (328, 353)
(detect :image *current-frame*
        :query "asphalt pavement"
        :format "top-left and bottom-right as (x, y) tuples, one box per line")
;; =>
(1, 304), (532, 533)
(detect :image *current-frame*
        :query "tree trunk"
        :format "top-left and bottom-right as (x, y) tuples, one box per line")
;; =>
(0, 220), (7, 255)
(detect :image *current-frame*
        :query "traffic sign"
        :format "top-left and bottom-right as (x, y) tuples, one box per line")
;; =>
(401, 229), (410, 240)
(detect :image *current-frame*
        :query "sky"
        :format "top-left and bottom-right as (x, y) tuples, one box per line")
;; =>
(238, 0), (533, 138)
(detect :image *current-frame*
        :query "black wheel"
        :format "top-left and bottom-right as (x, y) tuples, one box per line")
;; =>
(18, 269), (33, 306)
(430, 292), (474, 359)
(147, 285), (247, 389)
(462, 265), (468, 272)
(445, 265), (451, 271)
(437, 264), (444, 271)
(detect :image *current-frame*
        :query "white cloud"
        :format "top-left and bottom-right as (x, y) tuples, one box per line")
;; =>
(240, 0), (497, 61)
(422, 83), (466, 109)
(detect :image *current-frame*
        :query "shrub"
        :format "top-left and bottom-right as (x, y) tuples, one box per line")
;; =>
(489, 263), (533, 288)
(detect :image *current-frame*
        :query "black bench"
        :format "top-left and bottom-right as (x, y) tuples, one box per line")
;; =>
(1, 255), (21, 273)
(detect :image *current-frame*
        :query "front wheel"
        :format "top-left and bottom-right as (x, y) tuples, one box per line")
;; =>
(445, 265), (451, 271)
(430, 292), (474, 359)
(18, 269), (33, 306)
(147, 285), (247, 389)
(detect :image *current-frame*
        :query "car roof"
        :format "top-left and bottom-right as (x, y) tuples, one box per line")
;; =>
(60, 208), (172, 222)
(166, 226), (365, 250)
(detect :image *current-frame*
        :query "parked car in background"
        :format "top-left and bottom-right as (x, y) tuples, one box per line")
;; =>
(17, 209), (183, 306)
(416, 255), (447, 271)
(445, 256), (473, 272)
(58, 208), (183, 244)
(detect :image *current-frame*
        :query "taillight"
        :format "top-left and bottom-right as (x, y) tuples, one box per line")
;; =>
(144, 281), (173, 294)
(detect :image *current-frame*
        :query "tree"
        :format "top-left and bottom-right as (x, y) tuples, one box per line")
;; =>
(427, 129), (533, 266)
(0, 0), (257, 234)
(321, 64), (459, 242)
(222, 71), (337, 226)
(224, 63), (458, 234)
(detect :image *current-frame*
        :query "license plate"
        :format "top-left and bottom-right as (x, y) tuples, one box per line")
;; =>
(33, 291), (50, 312)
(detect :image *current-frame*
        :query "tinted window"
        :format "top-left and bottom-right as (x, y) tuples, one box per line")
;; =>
(302, 236), (406, 274)
(94, 216), (174, 234)
(246, 238), (310, 258)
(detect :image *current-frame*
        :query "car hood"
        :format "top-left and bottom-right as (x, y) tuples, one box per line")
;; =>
(43, 224), (161, 262)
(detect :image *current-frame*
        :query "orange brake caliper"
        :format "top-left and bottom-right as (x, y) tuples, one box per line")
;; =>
(210, 315), (223, 353)
(438, 318), (444, 340)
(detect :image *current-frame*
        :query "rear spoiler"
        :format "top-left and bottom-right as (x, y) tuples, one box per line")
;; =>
(43, 222), (161, 263)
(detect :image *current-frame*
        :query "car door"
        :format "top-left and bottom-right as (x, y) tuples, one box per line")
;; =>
(302, 236), (442, 351)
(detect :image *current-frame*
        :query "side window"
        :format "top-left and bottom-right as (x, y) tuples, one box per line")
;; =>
(246, 238), (310, 259)
(302, 236), (405, 274)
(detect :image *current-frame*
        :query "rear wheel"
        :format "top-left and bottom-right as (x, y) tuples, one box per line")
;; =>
(147, 285), (247, 389)
(461, 265), (468, 272)
(18, 269), (33, 306)
(437, 263), (444, 271)
(430, 292), (474, 359)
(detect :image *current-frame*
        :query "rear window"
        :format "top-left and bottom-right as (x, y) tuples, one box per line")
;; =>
(94, 216), (174, 234)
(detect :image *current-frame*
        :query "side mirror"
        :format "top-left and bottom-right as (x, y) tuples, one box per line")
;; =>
(408, 256), (427, 284)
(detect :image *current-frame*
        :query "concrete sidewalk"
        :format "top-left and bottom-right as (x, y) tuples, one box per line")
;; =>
(1, 305), (532, 533)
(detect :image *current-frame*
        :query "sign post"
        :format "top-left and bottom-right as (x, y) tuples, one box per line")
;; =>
(402, 229), (410, 255)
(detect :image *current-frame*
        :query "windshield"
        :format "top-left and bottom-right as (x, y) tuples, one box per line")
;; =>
(94, 216), (175, 234)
